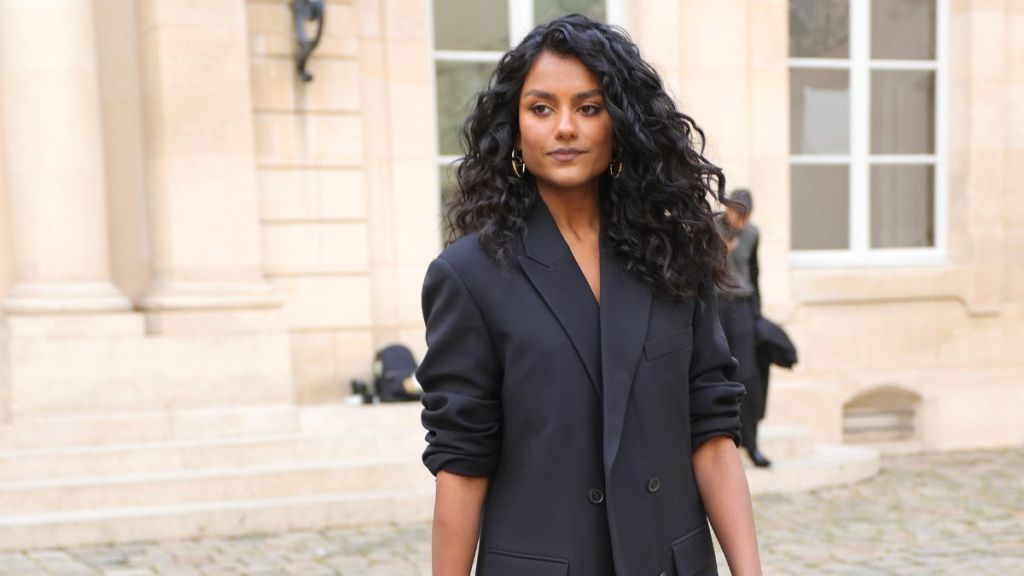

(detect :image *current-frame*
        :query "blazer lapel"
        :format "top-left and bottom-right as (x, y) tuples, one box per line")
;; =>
(518, 200), (602, 399)
(599, 232), (652, 474)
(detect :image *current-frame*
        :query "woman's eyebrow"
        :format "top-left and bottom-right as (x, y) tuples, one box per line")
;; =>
(521, 88), (603, 100)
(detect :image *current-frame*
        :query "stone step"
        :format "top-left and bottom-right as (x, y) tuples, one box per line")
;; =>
(0, 403), (424, 450)
(0, 459), (434, 515)
(0, 488), (436, 551)
(745, 444), (880, 495)
(0, 430), (426, 482)
(754, 425), (815, 460)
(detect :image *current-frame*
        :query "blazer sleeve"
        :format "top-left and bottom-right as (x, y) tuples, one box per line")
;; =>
(417, 257), (502, 478)
(688, 273), (746, 452)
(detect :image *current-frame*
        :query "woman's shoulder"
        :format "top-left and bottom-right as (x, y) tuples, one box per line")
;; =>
(433, 232), (508, 284)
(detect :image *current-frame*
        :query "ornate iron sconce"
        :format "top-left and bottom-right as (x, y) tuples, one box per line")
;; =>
(291, 0), (325, 82)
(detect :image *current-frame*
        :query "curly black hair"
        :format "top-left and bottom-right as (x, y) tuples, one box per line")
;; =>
(445, 14), (736, 300)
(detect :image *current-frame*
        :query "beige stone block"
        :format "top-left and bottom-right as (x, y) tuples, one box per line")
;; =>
(1004, 303), (1024, 362)
(792, 267), (969, 305)
(1009, 10), (1024, 81)
(966, 232), (1005, 312)
(933, 302), (1004, 367)
(259, 168), (367, 221)
(749, 2), (787, 67)
(1006, 85), (1024, 148)
(145, 155), (264, 275)
(334, 329), (376, 396)
(140, 28), (255, 158)
(861, 302), (944, 369)
(391, 159), (443, 262)
(969, 10), (1007, 81)
(252, 58), (361, 112)
(359, 38), (391, 157)
(627, 0), (679, 78)
(7, 334), (292, 416)
(138, 0), (245, 33)
(143, 307), (288, 336)
(384, 0), (427, 39)
(761, 378), (844, 445)
(383, 41), (434, 158)
(788, 304), (865, 372)
(253, 112), (363, 167)
(247, 2), (358, 58)
(291, 330), (340, 404)
(1005, 150), (1024, 223)
(262, 222), (370, 274)
(3, 313), (144, 339)
(1005, 232), (1024, 300)
(748, 70), (788, 159)
(355, 0), (383, 38)
(968, 83), (1007, 153)
(270, 275), (372, 329)
(918, 374), (1024, 450)
(370, 263), (401, 331)
(965, 152), (1006, 227)
(677, 1), (748, 69)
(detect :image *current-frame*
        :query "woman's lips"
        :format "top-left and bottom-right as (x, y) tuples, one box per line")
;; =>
(548, 149), (584, 162)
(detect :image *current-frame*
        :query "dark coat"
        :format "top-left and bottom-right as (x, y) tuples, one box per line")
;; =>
(754, 317), (798, 421)
(418, 199), (745, 576)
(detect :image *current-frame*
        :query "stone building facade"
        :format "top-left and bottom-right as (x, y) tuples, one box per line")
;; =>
(0, 0), (1021, 452)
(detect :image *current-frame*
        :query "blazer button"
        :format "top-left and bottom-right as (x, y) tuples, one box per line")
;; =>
(587, 487), (605, 504)
(647, 476), (661, 493)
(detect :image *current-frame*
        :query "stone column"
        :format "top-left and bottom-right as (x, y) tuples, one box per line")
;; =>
(136, 0), (282, 334)
(0, 0), (130, 314)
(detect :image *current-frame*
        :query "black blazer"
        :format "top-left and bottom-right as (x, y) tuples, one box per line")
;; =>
(419, 199), (745, 576)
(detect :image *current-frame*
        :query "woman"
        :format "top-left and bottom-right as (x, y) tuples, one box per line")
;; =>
(418, 15), (762, 576)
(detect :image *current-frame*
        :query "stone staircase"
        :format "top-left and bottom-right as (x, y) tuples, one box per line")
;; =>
(0, 404), (878, 550)
(744, 425), (879, 494)
(0, 404), (435, 550)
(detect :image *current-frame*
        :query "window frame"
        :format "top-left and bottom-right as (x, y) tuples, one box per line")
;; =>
(428, 0), (626, 205)
(789, 0), (950, 268)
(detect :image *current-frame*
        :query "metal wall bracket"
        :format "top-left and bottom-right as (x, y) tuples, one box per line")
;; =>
(291, 0), (325, 82)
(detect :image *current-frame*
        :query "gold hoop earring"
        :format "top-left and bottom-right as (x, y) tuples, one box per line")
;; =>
(511, 148), (526, 178)
(609, 158), (623, 179)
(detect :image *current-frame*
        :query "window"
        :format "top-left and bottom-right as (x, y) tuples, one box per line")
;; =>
(789, 0), (948, 266)
(430, 1), (624, 210)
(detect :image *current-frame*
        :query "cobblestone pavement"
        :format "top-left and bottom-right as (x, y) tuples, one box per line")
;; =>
(1, 448), (1021, 575)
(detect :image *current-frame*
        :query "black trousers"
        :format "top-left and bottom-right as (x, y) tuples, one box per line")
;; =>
(717, 295), (763, 452)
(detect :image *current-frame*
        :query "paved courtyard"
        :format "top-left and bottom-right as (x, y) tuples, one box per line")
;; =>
(0, 447), (1021, 575)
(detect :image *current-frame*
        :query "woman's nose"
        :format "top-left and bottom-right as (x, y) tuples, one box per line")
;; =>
(555, 110), (577, 139)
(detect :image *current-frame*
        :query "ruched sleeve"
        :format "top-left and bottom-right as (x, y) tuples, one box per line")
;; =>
(417, 257), (502, 477)
(688, 273), (746, 452)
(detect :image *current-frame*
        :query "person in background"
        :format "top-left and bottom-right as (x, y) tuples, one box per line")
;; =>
(717, 188), (771, 468)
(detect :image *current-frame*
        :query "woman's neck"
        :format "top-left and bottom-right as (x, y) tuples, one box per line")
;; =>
(538, 183), (601, 242)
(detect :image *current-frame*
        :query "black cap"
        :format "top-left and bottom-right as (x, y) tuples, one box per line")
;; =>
(729, 188), (753, 214)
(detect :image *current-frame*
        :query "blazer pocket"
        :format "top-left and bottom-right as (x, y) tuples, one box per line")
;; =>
(483, 548), (569, 576)
(644, 328), (694, 361)
(671, 524), (718, 576)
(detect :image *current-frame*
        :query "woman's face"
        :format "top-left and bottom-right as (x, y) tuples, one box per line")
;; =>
(517, 51), (613, 193)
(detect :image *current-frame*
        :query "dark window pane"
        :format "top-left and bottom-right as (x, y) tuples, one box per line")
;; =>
(534, 0), (605, 24)
(434, 0), (509, 51)
(792, 165), (850, 250)
(791, 69), (850, 155)
(872, 0), (936, 60)
(870, 164), (934, 248)
(871, 70), (935, 154)
(790, 0), (850, 58)
(436, 61), (495, 156)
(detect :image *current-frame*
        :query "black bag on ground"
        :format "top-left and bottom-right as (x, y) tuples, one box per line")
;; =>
(366, 344), (422, 402)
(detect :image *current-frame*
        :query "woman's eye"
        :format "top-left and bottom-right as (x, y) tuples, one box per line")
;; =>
(580, 104), (601, 115)
(530, 104), (552, 115)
